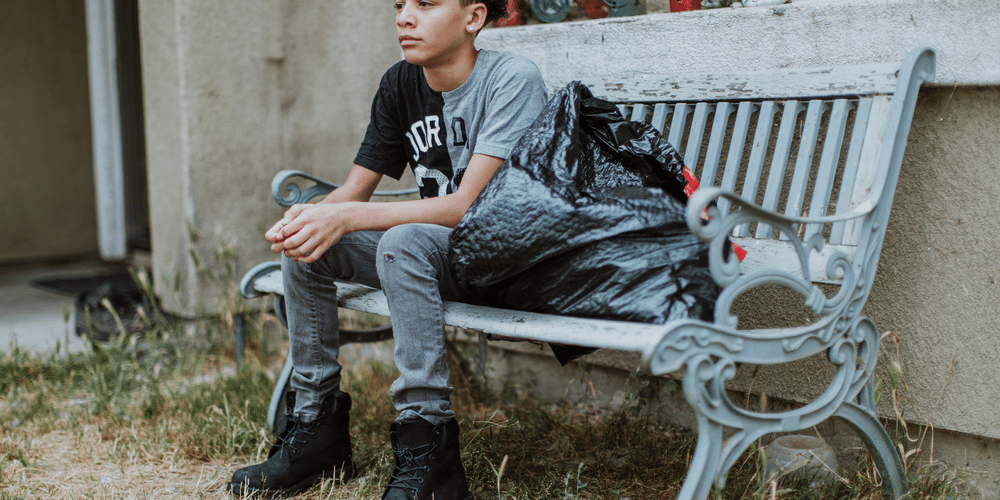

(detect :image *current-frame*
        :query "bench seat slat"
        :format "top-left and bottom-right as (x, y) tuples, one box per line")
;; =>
(731, 237), (855, 284)
(250, 272), (665, 352)
(340, 282), (669, 353)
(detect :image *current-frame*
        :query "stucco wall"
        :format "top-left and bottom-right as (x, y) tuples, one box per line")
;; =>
(139, 0), (403, 314)
(0, 0), (98, 264)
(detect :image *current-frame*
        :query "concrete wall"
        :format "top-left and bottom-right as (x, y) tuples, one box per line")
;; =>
(0, 0), (98, 264)
(139, 0), (404, 314)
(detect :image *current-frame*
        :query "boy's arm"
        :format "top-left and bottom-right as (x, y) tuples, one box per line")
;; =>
(317, 164), (383, 205)
(272, 153), (504, 263)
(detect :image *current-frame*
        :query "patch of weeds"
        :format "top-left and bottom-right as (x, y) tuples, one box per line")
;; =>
(0, 432), (31, 468)
(170, 368), (274, 461)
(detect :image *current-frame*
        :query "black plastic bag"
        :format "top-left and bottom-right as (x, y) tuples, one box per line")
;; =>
(449, 81), (719, 363)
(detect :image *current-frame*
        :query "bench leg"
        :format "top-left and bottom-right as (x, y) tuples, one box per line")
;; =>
(677, 420), (726, 500)
(833, 401), (909, 500)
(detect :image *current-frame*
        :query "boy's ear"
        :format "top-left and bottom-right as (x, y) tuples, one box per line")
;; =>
(465, 2), (487, 33)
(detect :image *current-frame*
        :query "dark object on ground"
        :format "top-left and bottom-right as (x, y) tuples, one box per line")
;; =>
(450, 81), (718, 363)
(73, 276), (147, 342)
(32, 269), (135, 297)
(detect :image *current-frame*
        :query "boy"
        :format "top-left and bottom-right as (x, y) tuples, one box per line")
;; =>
(228, 1), (547, 498)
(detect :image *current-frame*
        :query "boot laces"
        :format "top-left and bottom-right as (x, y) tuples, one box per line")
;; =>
(386, 442), (438, 494)
(275, 416), (317, 455)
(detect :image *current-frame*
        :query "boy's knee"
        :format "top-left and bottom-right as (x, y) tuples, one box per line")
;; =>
(377, 224), (434, 257)
(376, 224), (446, 275)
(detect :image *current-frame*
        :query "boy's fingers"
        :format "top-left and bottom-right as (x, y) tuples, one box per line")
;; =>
(265, 221), (285, 242)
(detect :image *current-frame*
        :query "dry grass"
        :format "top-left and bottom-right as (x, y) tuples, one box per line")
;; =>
(0, 311), (977, 500)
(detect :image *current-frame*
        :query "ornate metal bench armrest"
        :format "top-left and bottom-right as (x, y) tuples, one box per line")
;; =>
(270, 169), (420, 207)
(686, 187), (876, 242)
(686, 187), (876, 288)
(240, 261), (283, 299)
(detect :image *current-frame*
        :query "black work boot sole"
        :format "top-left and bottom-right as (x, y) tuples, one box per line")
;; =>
(228, 463), (355, 498)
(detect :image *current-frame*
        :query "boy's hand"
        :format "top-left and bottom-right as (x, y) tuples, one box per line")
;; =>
(264, 217), (290, 243)
(267, 204), (353, 263)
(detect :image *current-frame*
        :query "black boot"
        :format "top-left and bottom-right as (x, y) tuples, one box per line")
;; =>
(382, 418), (473, 500)
(229, 392), (355, 497)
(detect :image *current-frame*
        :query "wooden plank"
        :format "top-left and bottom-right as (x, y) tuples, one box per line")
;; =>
(804, 99), (853, 241)
(756, 101), (802, 239)
(668, 103), (691, 151)
(252, 269), (284, 295)
(831, 98), (873, 245)
(650, 103), (671, 134)
(734, 101), (780, 237)
(630, 103), (649, 122)
(336, 282), (664, 353)
(780, 100), (828, 242)
(701, 102), (735, 191)
(843, 96), (892, 243)
(686, 102), (711, 172)
(717, 102), (755, 217)
(582, 62), (901, 103)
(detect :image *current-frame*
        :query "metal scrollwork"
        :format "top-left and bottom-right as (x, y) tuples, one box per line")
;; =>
(271, 170), (339, 207)
(685, 187), (877, 349)
(654, 316), (880, 498)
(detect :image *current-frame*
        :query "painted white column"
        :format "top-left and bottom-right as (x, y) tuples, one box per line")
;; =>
(85, 0), (127, 260)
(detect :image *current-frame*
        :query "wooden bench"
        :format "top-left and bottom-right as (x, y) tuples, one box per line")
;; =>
(239, 46), (936, 500)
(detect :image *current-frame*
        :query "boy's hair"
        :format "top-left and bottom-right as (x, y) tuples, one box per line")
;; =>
(462, 0), (509, 25)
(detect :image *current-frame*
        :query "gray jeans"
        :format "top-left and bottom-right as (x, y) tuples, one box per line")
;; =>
(282, 223), (472, 425)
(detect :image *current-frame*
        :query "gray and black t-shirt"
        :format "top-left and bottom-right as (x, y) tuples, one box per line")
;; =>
(354, 50), (547, 199)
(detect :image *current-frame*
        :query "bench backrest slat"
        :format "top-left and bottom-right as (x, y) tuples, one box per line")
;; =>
(804, 99), (853, 242)
(754, 100), (802, 239)
(733, 100), (780, 237)
(830, 97), (873, 244)
(836, 96), (892, 245)
(685, 102), (712, 173)
(716, 102), (756, 216)
(782, 99), (828, 239)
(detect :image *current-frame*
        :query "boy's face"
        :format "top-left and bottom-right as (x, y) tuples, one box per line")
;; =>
(395, 0), (483, 67)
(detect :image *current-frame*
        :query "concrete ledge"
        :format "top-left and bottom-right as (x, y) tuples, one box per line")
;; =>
(478, 0), (999, 87)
